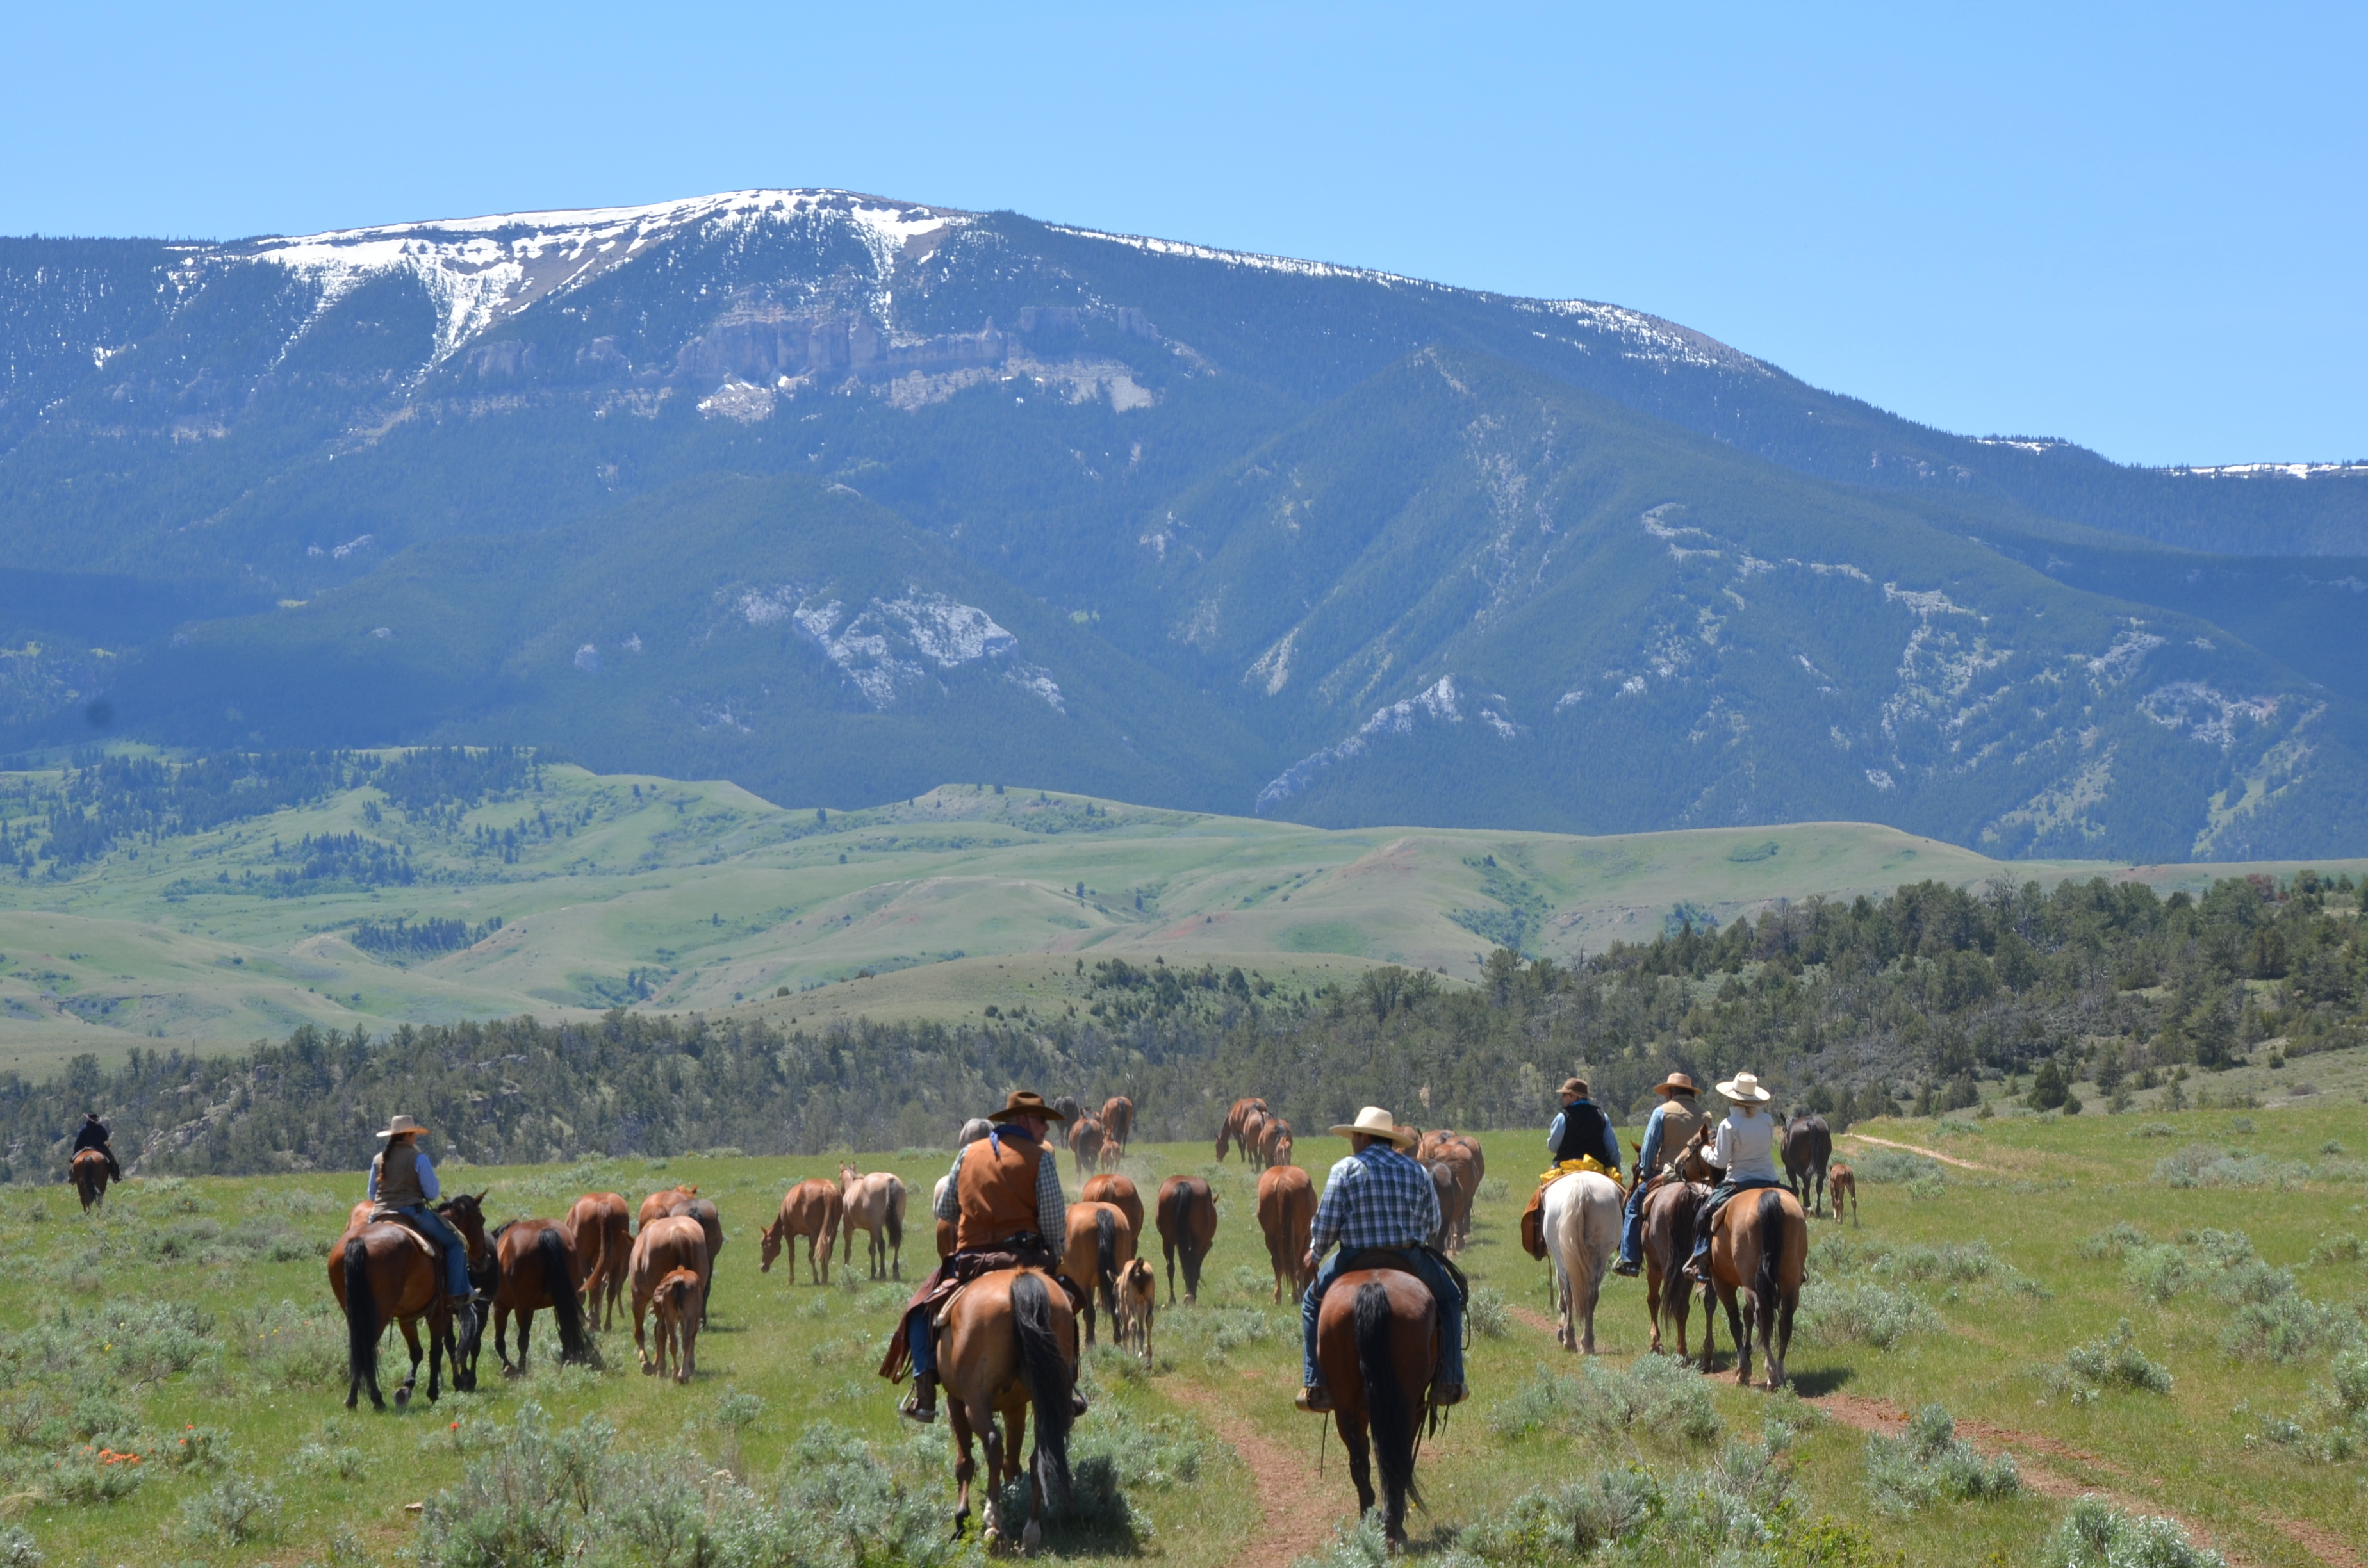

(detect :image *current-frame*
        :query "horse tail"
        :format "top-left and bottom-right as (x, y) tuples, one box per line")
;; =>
(1095, 1207), (1117, 1321)
(343, 1237), (378, 1390)
(1354, 1280), (1422, 1517)
(1752, 1190), (1784, 1309)
(884, 1180), (903, 1253)
(1010, 1271), (1072, 1514)
(537, 1227), (595, 1365)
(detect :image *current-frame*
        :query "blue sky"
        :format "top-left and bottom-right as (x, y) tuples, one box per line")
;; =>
(7, 2), (2359, 466)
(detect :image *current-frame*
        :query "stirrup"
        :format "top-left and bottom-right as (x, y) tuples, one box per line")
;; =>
(1611, 1259), (1641, 1277)
(1430, 1382), (1467, 1408)
(1295, 1385), (1333, 1414)
(900, 1384), (939, 1425)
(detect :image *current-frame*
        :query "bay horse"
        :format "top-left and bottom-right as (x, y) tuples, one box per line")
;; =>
(1237, 1110), (1269, 1172)
(1258, 1116), (1295, 1172)
(638, 1184), (696, 1229)
(1782, 1113), (1832, 1216)
(489, 1218), (600, 1375)
(941, 1268), (1075, 1553)
(1423, 1162), (1467, 1255)
(1315, 1264), (1436, 1548)
(1066, 1115), (1106, 1179)
(331, 1191), (491, 1410)
(761, 1178), (843, 1284)
(648, 1267), (703, 1384)
(1154, 1175), (1217, 1304)
(1099, 1095), (1134, 1157)
(1828, 1161), (1859, 1226)
(1114, 1256), (1156, 1364)
(1698, 1186), (1808, 1389)
(1640, 1178), (1707, 1357)
(837, 1164), (905, 1280)
(1080, 1172), (1144, 1245)
(561, 1192), (630, 1330)
(1061, 1200), (1135, 1346)
(70, 1150), (110, 1212)
(1214, 1097), (1267, 1162)
(1542, 1169), (1622, 1353)
(1256, 1164), (1315, 1302)
(629, 1214), (709, 1376)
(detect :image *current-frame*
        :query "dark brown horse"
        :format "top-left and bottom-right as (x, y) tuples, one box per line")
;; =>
(70, 1150), (110, 1213)
(940, 1268), (1075, 1553)
(331, 1192), (491, 1410)
(1698, 1186), (1808, 1389)
(1099, 1095), (1134, 1157)
(489, 1218), (600, 1376)
(1154, 1176), (1217, 1304)
(1781, 1113), (1832, 1216)
(1315, 1266), (1437, 1548)
(1639, 1178), (1707, 1357)
(561, 1192), (631, 1330)
(667, 1195), (728, 1323)
(1067, 1115), (1106, 1179)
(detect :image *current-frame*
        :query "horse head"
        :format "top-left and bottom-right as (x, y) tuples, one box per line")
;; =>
(440, 1191), (495, 1267)
(1675, 1125), (1718, 1183)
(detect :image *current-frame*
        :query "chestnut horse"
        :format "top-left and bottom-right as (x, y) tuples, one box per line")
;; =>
(1237, 1110), (1269, 1172)
(1155, 1176), (1217, 1304)
(489, 1218), (599, 1375)
(1315, 1266), (1437, 1548)
(1061, 1200), (1135, 1346)
(1099, 1095), (1134, 1157)
(629, 1214), (709, 1376)
(561, 1192), (630, 1330)
(837, 1165), (904, 1280)
(1828, 1162), (1859, 1226)
(331, 1192), (490, 1410)
(1698, 1186), (1808, 1389)
(1213, 1097), (1267, 1162)
(648, 1267), (703, 1384)
(70, 1150), (110, 1212)
(940, 1268), (1076, 1553)
(761, 1179), (843, 1284)
(1256, 1164), (1315, 1302)
(1258, 1116), (1294, 1172)
(638, 1184), (696, 1229)
(1080, 1173), (1144, 1245)
(1114, 1257), (1156, 1363)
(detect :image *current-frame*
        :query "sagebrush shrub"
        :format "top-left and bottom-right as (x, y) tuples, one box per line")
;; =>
(1486, 1357), (1720, 1446)
(180, 1473), (282, 1544)
(1862, 1404), (2019, 1515)
(2077, 1221), (2148, 1261)
(1466, 1285), (1510, 1339)
(2123, 1244), (2192, 1303)
(2043, 1494), (2225, 1567)
(2062, 1320), (2173, 1394)
(1797, 1280), (1940, 1350)
(1849, 1150), (1941, 1184)
(2220, 1293), (2364, 1364)
(0, 1524), (38, 1568)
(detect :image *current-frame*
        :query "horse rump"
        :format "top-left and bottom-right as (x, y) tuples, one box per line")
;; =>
(1010, 1271), (1072, 1514)
(1353, 1280), (1424, 1517)
(535, 1227), (598, 1366)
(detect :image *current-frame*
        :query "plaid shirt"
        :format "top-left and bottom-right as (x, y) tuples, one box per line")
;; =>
(1310, 1143), (1440, 1256)
(932, 1126), (1067, 1243)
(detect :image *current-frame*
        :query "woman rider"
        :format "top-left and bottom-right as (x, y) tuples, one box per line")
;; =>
(367, 1114), (476, 1323)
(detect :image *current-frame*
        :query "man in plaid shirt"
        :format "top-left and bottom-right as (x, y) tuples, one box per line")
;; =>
(1295, 1105), (1466, 1412)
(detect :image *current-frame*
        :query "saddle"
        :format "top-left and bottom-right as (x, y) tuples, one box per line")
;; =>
(878, 1239), (1085, 1384)
(366, 1205), (440, 1262)
(1519, 1157), (1624, 1259)
(1333, 1246), (1468, 1306)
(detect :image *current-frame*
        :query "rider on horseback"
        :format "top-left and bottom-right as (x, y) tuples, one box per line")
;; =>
(367, 1115), (475, 1323)
(71, 1113), (123, 1182)
(888, 1090), (1086, 1425)
(1611, 1072), (1707, 1277)
(1682, 1074), (1782, 1282)
(1295, 1106), (1465, 1414)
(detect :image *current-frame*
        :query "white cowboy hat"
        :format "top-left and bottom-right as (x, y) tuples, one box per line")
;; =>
(1327, 1106), (1418, 1149)
(375, 1113), (431, 1139)
(1716, 1073), (1772, 1104)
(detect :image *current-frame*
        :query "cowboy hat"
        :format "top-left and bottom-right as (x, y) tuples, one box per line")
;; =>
(1716, 1072), (1772, 1103)
(1327, 1106), (1418, 1149)
(375, 1113), (431, 1139)
(1652, 1072), (1699, 1098)
(987, 1090), (1065, 1123)
(1557, 1077), (1591, 1099)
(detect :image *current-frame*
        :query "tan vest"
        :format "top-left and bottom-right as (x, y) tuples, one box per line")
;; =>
(1652, 1098), (1709, 1174)
(373, 1145), (428, 1209)
(955, 1131), (1044, 1250)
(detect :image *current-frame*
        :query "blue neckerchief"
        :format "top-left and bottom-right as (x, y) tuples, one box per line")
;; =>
(983, 1123), (1039, 1157)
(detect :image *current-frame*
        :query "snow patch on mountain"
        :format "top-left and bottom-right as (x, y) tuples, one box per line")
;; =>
(1532, 300), (1769, 375)
(2085, 625), (2168, 682)
(739, 583), (1033, 710)
(1258, 676), (1520, 812)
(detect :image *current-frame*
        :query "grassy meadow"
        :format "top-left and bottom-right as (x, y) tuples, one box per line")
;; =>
(0, 1093), (2361, 1567)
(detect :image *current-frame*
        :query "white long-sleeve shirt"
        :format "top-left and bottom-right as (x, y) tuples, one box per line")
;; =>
(1710, 1109), (1779, 1184)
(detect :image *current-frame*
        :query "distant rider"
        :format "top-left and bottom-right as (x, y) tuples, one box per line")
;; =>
(1296, 1106), (1465, 1414)
(71, 1112), (123, 1182)
(1611, 1072), (1707, 1277)
(1682, 1074), (1782, 1282)
(1545, 1076), (1622, 1170)
(366, 1115), (475, 1321)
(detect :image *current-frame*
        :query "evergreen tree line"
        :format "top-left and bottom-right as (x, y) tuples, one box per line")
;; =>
(0, 870), (2356, 1180)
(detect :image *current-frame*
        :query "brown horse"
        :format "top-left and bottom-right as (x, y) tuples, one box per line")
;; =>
(1238, 1109), (1269, 1172)
(561, 1192), (631, 1330)
(1155, 1176), (1217, 1304)
(1258, 1116), (1294, 1171)
(1099, 1095), (1134, 1157)
(761, 1179), (843, 1284)
(837, 1164), (904, 1281)
(1066, 1115), (1106, 1179)
(1782, 1113), (1833, 1216)
(1256, 1164), (1315, 1302)
(1062, 1200), (1135, 1346)
(331, 1192), (490, 1410)
(1114, 1257), (1156, 1363)
(1828, 1162), (1859, 1226)
(1639, 1178), (1707, 1357)
(638, 1184), (696, 1229)
(1214, 1097), (1267, 1162)
(1080, 1172), (1144, 1245)
(70, 1150), (110, 1212)
(648, 1267), (703, 1384)
(629, 1214), (709, 1376)
(489, 1218), (600, 1376)
(1429, 1150), (1479, 1252)
(940, 1268), (1076, 1553)
(1698, 1186), (1808, 1389)
(1315, 1266), (1436, 1548)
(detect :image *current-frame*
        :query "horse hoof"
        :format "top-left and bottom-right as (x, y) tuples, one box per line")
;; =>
(394, 1387), (411, 1408)
(1022, 1519), (1042, 1555)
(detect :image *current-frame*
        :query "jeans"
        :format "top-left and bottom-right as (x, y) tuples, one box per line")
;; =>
(1300, 1247), (1465, 1391)
(1618, 1175), (1650, 1267)
(1688, 1178), (1782, 1267)
(909, 1313), (935, 1378)
(399, 1205), (473, 1300)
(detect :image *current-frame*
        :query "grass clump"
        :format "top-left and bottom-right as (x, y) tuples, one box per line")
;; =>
(1861, 1405), (2019, 1515)
(180, 1471), (283, 1545)
(1797, 1280), (1941, 1350)
(1467, 1285), (1511, 1339)
(2076, 1221), (2148, 1261)
(2057, 1320), (2173, 1398)
(1851, 1150), (1941, 1184)
(1487, 1357), (1722, 1446)
(2042, 1494), (2225, 1567)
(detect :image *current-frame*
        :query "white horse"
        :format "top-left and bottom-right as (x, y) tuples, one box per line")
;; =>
(1542, 1170), (1624, 1354)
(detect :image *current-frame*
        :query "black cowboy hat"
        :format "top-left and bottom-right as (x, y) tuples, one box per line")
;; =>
(988, 1090), (1065, 1123)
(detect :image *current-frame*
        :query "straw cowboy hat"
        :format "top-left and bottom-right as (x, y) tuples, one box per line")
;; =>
(375, 1113), (431, 1139)
(1651, 1072), (1699, 1098)
(987, 1090), (1066, 1123)
(1328, 1106), (1418, 1149)
(1556, 1077), (1591, 1100)
(1716, 1072), (1773, 1103)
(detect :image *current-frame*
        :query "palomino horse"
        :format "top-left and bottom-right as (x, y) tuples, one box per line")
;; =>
(1154, 1175), (1217, 1304)
(629, 1214), (709, 1376)
(331, 1192), (490, 1410)
(1697, 1186), (1808, 1389)
(647, 1267), (703, 1384)
(489, 1218), (600, 1375)
(1066, 1115), (1106, 1179)
(1099, 1095), (1134, 1157)
(761, 1179), (843, 1284)
(941, 1268), (1075, 1552)
(1114, 1256), (1156, 1363)
(1256, 1164), (1315, 1302)
(1782, 1113), (1832, 1217)
(1213, 1097), (1267, 1162)
(1061, 1200), (1135, 1346)
(837, 1164), (905, 1280)
(1827, 1161), (1859, 1227)
(1080, 1172), (1144, 1245)
(561, 1192), (631, 1330)
(1542, 1168), (1622, 1353)
(70, 1150), (110, 1212)
(1315, 1264), (1438, 1548)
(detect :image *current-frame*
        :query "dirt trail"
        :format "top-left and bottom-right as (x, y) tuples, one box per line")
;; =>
(1837, 1131), (1995, 1171)
(1163, 1376), (1341, 1568)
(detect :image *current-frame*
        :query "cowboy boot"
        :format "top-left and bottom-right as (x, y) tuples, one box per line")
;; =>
(900, 1373), (939, 1424)
(1431, 1382), (1467, 1408)
(1294, 1385), (1333, 1413)
(1611, 1257), (1641, 1277)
